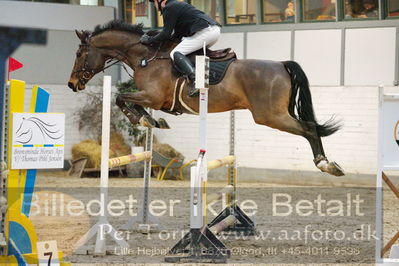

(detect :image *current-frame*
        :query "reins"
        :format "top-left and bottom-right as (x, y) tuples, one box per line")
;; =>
(99, 40), (170, 79)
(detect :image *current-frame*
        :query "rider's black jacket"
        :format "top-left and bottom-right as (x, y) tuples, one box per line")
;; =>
(146, 0), (220, 44)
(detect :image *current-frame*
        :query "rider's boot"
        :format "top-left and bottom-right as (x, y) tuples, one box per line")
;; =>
(173, 52), (198, 97)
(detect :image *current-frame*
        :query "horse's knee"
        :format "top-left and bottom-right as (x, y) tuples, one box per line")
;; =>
(252, 115), (271, 127)
(116, 94), (124, 106)
(300, 121), (319, 139)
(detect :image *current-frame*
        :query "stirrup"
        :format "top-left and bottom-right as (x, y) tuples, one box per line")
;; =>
(188, 82), (199, 97)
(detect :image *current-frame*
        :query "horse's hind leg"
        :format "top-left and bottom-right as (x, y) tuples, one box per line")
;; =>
(252, 112), (344, 176)
(299, 121), (344, 176)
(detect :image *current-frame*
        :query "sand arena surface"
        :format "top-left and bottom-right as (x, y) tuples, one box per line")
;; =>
(30, 171), (397, 265)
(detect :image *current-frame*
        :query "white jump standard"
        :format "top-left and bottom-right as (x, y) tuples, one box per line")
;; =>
(74, 76), (129, 255)
(165, 54), (229, 263)
(74, 76), (153, 254)
(376, 86), (399, 263)
(165, 52), (255, 263)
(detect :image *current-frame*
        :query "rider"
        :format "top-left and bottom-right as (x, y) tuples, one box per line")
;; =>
(140, 0), (221, 97)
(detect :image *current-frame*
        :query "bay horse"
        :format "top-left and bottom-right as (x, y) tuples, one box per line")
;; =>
(68, 20), (344, 176)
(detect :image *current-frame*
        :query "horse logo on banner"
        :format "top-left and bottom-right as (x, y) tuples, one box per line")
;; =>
(15, 116), (63, 145)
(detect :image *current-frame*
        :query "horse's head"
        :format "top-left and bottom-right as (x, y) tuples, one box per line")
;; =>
(68, 21), (174, 92)
(68, 30), (108, 92)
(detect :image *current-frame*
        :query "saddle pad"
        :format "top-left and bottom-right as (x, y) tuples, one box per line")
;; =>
(172, 58), (236, 86)
(208, 58), (236, 85)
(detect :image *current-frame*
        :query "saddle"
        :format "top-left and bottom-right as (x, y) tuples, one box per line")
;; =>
(173, 47), (237, 85)
(190, 47), (237, 62)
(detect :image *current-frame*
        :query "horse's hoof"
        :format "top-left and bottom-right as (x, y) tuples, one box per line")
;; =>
(327, 161), (345, 176)
(314, 155), (345, 176)
(157, 118), (170, 129)
(139, 116), (156, 128)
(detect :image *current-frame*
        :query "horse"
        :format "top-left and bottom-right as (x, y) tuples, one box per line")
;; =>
(68, 20), (344, 176)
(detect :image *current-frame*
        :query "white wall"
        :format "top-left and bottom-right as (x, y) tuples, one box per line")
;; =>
(247, 31), (291, 61)
(344, 27), (396, 86)
(155, 112), (230, 162)
(245, 27), (397, 86)
(295, 29), (342, 86)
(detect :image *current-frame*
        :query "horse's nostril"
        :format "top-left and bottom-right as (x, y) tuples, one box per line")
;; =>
(68, 82), (74, 89)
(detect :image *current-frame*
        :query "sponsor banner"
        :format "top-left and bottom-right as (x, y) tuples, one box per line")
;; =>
(12, 113), (65, 169)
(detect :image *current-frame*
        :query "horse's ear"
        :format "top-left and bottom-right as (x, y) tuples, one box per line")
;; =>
(75, 30), (90, 43)
(75, 30), (88, 42)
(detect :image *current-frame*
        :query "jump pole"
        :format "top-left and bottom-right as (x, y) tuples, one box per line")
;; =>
(165, 49), (229, 263)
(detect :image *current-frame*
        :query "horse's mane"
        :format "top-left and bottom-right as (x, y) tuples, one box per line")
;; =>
(91, 20), (144, 37)
(90, 20), (179, 54)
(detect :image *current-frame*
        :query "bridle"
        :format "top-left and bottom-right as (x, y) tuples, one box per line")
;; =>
(71, 43), (109, 85)
(72, 37), (169, 82)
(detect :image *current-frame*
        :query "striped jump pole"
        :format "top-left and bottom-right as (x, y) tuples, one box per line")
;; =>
(206, 185), (234, 204)
(207, 156), (235, 170)
(109, 151), (152, 168)
(209, 215), (237, 235)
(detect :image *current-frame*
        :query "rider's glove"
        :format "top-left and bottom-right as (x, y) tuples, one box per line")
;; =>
(140, 34), (152, 44)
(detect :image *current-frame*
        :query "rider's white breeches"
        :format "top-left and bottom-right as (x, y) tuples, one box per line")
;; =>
(170, 25), (221, 59)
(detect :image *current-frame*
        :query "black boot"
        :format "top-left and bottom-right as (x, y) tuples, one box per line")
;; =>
(173, 52), (199, 97)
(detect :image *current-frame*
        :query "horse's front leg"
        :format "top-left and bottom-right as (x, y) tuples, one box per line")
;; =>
(116, 92), (170, 129)
(116, 95), (142, 125)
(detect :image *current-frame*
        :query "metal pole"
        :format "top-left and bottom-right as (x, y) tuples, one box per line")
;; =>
(142, 109), (154, 224)
(375, 85), (384, 263)
(122, 109), (159, 232)
(0, 39), (10, 258)
(229, 111), (236, 204)
(0, 57), (6, 164)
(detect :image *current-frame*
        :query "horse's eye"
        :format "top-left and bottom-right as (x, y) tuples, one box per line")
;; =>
(77, 52), (82, 57)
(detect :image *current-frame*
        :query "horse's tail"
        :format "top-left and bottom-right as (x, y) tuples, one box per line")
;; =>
(282, 60), (341, 137)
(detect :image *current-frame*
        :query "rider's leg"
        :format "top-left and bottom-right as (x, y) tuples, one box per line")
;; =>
(170, 25), (221, 97)
(173, 51), (196, 81)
